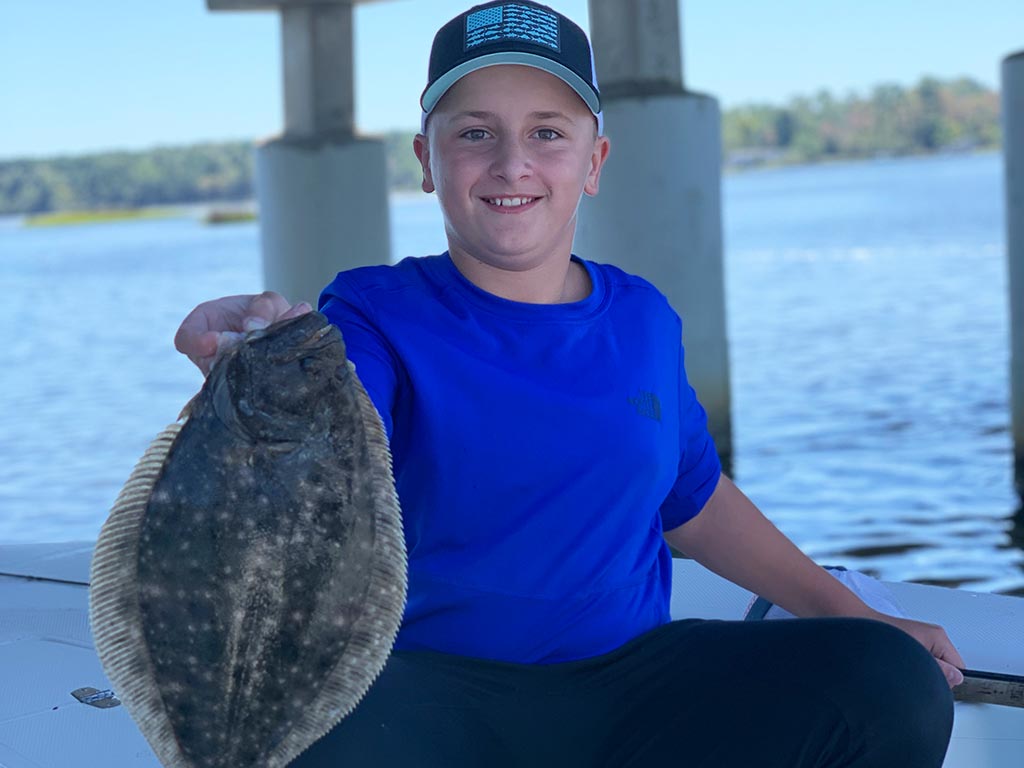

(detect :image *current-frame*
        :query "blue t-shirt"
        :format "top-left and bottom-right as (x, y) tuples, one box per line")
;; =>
(319, 253), (721, 664)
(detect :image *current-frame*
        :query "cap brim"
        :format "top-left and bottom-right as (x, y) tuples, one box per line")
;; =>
(420, 51), (601, 117)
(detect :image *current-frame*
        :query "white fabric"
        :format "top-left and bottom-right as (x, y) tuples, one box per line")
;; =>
(746, 568), (908, 620)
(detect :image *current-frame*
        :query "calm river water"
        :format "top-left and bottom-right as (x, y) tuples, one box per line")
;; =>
(1, 151), (1020, 595)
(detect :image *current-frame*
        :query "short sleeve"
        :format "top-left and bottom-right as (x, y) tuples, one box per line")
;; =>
(318, 275), (401, 438)
(659, 344), (722, 531)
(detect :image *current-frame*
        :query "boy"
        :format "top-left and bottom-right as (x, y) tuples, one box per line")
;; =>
(176, 2), (963, 765)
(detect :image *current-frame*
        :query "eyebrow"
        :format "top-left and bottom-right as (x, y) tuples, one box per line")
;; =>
(448, 110), (575, 122)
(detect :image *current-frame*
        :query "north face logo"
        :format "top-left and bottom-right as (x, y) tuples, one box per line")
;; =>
(629, 390), (661, 422)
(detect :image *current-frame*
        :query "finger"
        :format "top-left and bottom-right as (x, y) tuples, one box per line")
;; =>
(936, 659), (964, 689)
(175, 296), (253, 356)
(177, 330), (219, 372)
(244, 299), (311, 331)
(175, 309), (212, 357)
(187, 331), (244, 377)
(215, 331), (246, 356)
(280, 301), (314, 321)
(934, 637), (966, 671)
(243, 315), (271, 332)
(189, 354), (216, 378)
(245, 291), (293, 327)
(194, 330), (221, 359)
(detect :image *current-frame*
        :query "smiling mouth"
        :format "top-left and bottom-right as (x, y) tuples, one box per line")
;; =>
(483, 196), (540, 208)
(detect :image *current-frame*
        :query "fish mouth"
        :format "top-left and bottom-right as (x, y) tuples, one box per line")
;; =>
(301, 323), (335, 347)
(275, 323), (340, 364)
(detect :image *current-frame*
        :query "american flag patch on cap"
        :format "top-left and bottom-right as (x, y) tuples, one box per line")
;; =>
(465, 3), (560, 51)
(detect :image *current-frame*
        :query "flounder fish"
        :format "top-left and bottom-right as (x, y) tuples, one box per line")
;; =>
(89, 312), (407, 767)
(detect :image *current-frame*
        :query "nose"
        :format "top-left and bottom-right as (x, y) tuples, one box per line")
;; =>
(489, 136), (532, 183)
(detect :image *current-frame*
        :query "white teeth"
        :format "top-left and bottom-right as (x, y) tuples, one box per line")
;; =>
(486, 197), (534, 207)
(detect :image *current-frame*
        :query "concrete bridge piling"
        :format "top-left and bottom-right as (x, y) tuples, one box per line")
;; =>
(208, 0), (391, 308)
(1005, 51), (1024, 502)
(576, 0), (733, 473)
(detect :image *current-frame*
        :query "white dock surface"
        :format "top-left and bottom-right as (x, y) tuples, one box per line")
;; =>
(1, 542), (1021, 767)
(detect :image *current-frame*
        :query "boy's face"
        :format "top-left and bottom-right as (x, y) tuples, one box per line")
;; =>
(414, 65), (609, 276)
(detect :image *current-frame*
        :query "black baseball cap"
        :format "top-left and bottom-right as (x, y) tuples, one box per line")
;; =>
(420, 1), (603, 133)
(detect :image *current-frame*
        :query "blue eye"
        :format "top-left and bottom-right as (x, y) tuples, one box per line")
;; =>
(534, 129), (561, 141)
(461, 129), (489, 141)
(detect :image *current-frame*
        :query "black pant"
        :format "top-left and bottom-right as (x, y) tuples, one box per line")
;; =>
(293, 617), (953, 767)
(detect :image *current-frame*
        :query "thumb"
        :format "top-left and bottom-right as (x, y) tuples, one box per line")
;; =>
(188, 331), (245, 377)
(195, 331), (221, 359)
(936, 659), (964, 689)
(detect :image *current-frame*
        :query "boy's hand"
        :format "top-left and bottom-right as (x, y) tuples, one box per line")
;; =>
(174, 292), (313, 376)
(870, 612), (966, 688)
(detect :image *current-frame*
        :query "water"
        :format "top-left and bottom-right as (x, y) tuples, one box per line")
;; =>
(723, 154), (1020, 595)
(1, 152), (1020, 595)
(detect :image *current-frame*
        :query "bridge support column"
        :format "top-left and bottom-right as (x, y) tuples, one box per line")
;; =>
(1005, 52), (1024, 501)
(208, 0), (391, 307)
(577, 0), (732, 473)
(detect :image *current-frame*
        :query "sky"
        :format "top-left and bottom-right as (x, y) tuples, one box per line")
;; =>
(2, 0), (1021, 160)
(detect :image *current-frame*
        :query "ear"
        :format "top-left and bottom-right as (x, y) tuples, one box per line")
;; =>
(583, 134), (611, 197)
(413, 133), (435, 194)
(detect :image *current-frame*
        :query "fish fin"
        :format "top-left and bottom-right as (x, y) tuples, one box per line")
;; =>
(89, 419), (194, 768)
(178, 392), (201, 421)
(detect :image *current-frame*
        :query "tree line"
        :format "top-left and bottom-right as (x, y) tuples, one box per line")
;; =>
(0, 77), (1000, 216)
(721, 76), (999, 166)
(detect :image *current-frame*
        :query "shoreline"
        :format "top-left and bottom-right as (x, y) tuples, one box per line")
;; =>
(11, 149), (1000, 228)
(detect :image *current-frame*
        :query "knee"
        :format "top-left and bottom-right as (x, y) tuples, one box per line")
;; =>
(841, 619), (953, 765)
(854, 619), (951, 703)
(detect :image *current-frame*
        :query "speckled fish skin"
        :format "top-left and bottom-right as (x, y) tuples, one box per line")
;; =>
(89, 312), (407, 768)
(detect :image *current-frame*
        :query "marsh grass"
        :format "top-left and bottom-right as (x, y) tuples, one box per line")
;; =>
(24, 208), (183, 227)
